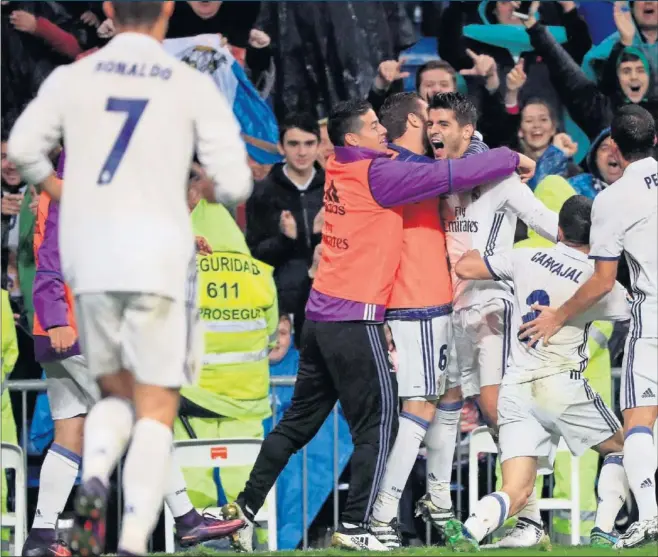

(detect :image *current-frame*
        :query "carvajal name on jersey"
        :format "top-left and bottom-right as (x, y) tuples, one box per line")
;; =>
(95, 60), (172, 80)
(198, 255), (261, 275)
(199, 308), (263, 320)
(531, 252), (584, 283)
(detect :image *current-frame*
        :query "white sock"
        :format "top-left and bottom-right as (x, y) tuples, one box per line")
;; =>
(595, 452), (628, 532)
(118, 418), (173, 554)
(424, 400), (462, 509)
(372, 411), (428, 523)
(82, 397), (134, 485)
(623, 427), (658, 521)
(517, 486), (541, 524)
(164, 460), (194, 518)
(32, 444), (80, 529)
(464, 491), (511, 542)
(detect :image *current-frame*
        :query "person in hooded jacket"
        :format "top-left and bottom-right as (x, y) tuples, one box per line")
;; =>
(524, 2), (658, 146)
(581, 0), (657, 99)
(246, 113), (325, 347)
(438, 1), (592, 118)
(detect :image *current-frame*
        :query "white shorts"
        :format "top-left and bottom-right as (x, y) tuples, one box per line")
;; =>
(388, 315), (451, 399)
(498, 373), (621, 474)
(42, 355), (99, 420)
(453, 298), (513, 398)
(75, 292), (202, 389)
(621, 336), (658, 411)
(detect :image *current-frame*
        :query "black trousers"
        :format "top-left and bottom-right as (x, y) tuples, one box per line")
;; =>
(238, 320), (398, 525)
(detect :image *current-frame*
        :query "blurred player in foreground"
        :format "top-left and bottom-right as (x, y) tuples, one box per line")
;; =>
(520, 105), (658, 548)
(448, 195), (631, 551)
(21, 154), (244, 557)
(7, 1), (252, 555)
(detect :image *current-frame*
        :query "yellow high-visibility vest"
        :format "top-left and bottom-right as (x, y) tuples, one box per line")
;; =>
(195, 251), (277, 401)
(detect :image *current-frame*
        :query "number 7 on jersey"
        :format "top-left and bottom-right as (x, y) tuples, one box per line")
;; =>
(97, 97), (149, 185)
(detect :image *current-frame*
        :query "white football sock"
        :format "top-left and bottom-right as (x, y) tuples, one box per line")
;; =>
(372, 411), (428, 523)
(464, 491), (511, 542)
(595, 452), (628, 532)
(164, 459), (194, 518)
(517, 486), (541, 524)
(118, 418), (173, 554)
(82, 397), (134, 485)
(32, 444), (80, 529)
(623, 427), (658, 521)
(425, 400), (461, 509)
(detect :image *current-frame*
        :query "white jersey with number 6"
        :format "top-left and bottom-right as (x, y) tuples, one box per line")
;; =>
(7, 33), (252, 303)
(484, 243), (631, 385)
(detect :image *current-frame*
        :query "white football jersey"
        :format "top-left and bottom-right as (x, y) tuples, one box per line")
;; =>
(589, 157), (658, 338)
(8, 33), (252, 302)
(485, 243), (631, 384)
(441, 174), (558, 311)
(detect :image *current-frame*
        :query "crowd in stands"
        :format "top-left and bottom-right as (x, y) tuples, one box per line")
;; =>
(1, 0), (657, 550)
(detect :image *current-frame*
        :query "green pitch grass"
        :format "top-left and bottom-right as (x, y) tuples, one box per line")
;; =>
(141, 543), (658, 557)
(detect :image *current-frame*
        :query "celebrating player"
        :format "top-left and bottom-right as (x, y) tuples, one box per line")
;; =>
(7, 2), (252, 555)
(369, 93), (517, 548)
(427, 92), (559, 543)
(448, 195), (631, 551)
(520, 105), (658, 548)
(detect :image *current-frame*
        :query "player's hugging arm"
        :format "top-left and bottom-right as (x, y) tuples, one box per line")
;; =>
(7, 68), (65, 201)
(456, 248), (518, 282)
(455, 249), (494, 280)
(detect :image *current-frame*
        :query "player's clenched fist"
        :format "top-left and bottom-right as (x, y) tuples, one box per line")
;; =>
(279, 210), (297, 239)
(515, 153), (536, 182)
(48, 326), (77, 354)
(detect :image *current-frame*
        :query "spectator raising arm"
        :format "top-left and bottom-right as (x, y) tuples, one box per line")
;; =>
(10, 9), (82, 59)
(557, 1), (594, 65)
(368, 59), (408, 115)
(525, 16), (613, 139)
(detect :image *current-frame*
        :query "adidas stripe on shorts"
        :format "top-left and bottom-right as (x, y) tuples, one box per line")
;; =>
(620, 336), (658, 411)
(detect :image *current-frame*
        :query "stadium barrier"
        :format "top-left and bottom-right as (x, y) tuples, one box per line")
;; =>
(2, 370), (626, 550)
(0, 443), (27, 554)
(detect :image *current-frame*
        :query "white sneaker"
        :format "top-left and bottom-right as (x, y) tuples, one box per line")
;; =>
(481, 517), (551, 549)
(331, 523), (389, 551)
(614, 517), (658, 549)
(221, 502), (254, 553)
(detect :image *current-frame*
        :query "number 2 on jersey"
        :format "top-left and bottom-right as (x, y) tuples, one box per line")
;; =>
(97, 97), (149, 185)
(521, 289), (550, 345)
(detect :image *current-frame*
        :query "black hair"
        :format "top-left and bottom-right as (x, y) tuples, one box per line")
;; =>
(327, 99), (373, 147)
(429, 92), (478, 127)
(559, 195), (594, 245)
(379, 92), (424, 142)
(611, 104), (656, 162)
(111, 2), (164, 26)
(278, 112), (321, 144)
(415, 60), (456, 92)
